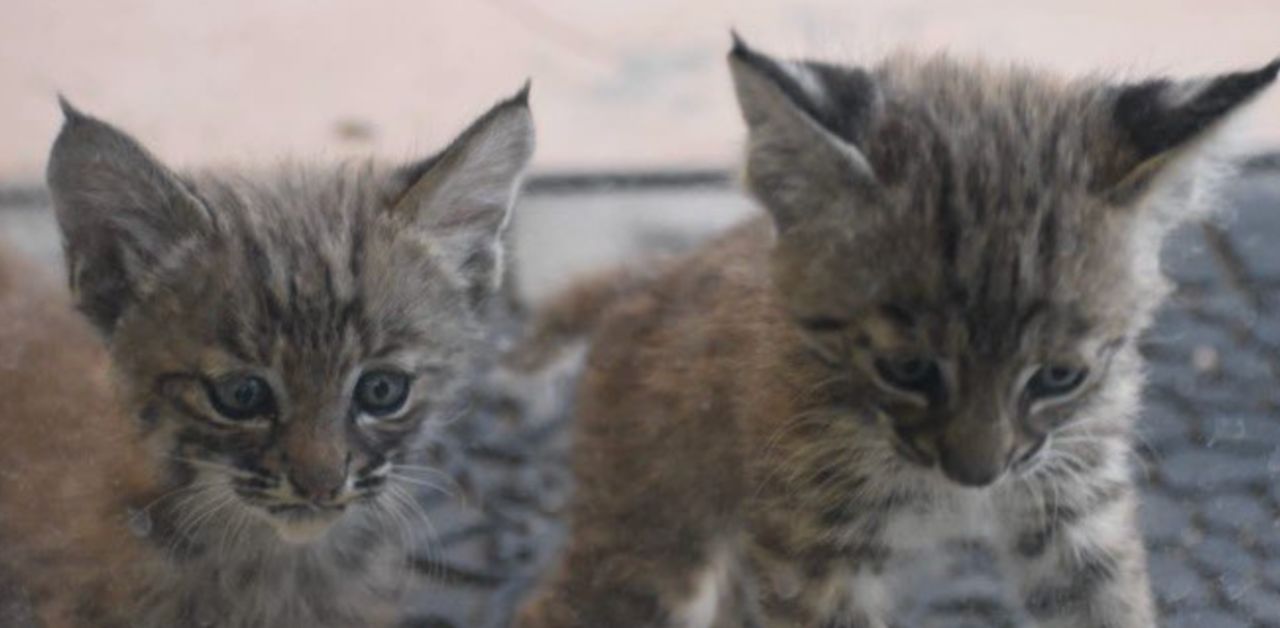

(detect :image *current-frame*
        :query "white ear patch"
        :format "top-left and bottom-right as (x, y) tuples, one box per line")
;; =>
(779, 60), (831, 109)
(676, 550), (730, 628)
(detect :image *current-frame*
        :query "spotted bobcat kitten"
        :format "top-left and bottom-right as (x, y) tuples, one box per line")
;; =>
(0, 87), (533, 627)
(516, 39), (1277, 628)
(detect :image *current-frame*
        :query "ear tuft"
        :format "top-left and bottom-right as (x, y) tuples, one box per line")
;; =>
(728, 29), (749, 58)
(1102, 58), (1278, 195)
(513, 78), (532, 106)
(57, 94), (87, 123)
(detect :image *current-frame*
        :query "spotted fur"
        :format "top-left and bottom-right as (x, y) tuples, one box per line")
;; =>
(0, 88), (534, 627)
(516, 39), (1276, 628)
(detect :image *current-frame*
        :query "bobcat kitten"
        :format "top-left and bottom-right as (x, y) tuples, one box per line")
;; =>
(517, 39), (1277, 627)
(0, 87), (533, 627)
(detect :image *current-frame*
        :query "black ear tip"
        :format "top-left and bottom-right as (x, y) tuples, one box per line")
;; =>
(1263, 57), (1280, 81)
(1227, 57), (1280, 98)
(502, 79), (531, 109)
(516, 78), (532, 105)
(729, 29), (757, 62)
(57, 94), (87, 124)
(726, 32), (781, 81)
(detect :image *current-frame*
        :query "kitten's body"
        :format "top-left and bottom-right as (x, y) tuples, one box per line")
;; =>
(518, 45), (1276, 628)
(0, 247), (159, 627)
(0, 91), (534, 627)
(522, 220), (1143, 627)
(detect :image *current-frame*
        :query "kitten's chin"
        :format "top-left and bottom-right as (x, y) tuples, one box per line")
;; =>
(266, 509), (344, 545)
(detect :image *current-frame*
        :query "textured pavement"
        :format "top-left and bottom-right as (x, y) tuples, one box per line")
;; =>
(2, 165), (1279, 626)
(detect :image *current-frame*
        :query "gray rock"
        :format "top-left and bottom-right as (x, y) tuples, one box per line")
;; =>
(1161, 449), (1270, 493)
(1149, 552), (1211, 608)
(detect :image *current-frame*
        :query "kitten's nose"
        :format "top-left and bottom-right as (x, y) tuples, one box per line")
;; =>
(281, 422), (350, 504)
(939, 450), (1003, 487)
(288, 466), (347, 503)
(938, 418), (1012, 488)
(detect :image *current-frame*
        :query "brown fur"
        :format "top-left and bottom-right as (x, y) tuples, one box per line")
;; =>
(517, 42), (1276, 628)
(0, 247), (161, 626)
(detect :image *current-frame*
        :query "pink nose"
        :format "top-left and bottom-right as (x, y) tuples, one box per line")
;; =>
(288, 467), (346, 503)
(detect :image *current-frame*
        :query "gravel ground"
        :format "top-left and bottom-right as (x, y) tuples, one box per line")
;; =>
(2, 165), (1279, 626)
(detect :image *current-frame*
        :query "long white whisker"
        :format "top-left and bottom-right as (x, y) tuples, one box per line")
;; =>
(387, 484), (442, 582)
(386, 473), (458, 498)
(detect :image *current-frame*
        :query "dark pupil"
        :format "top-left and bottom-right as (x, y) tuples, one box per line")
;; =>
(358, 371), (408, 416)
(209, 374), (272, 420)
(1029, 365), (1086, 397)
(876, 357), (939, 393)
(895, 360), (929, 381)
(1046, 368), (1073, 384)
(370, 379), (392, 402)
(234, 381), (260, 407)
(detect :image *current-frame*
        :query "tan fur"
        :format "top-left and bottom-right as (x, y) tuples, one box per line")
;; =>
(504, 265), (659, 372)
(0, 247), (162, 626)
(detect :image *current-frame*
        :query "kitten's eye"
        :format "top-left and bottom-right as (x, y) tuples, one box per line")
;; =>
(874, 356), (942, 394)
(796, 316), (848, 333)
(208, 374), (274, 421)
(355, 370), (411, 417)
(1026, 365), (1088, 399)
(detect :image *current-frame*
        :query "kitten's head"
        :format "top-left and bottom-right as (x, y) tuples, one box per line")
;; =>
(730, 37), (1276, 487)
(47, 88), (534, 542)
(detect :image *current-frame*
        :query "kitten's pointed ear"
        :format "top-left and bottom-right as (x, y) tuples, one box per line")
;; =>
(391, 84), (535, 302)
(728, 35), (880, 232)
(1098, 59), (1279, 199)
(46, 99), (213, 335)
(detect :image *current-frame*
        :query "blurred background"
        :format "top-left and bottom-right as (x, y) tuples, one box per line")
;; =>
(1, 0), (1278, 180)
(3, 0), (1279, 301)
(3, 3), (1280, 627)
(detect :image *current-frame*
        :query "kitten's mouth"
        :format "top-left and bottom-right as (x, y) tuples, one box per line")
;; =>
(266, 503), (346, 518)
(260, 503), (347, 544)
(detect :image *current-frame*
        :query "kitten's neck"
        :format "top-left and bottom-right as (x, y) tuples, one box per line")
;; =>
(125, 495), (402, 627)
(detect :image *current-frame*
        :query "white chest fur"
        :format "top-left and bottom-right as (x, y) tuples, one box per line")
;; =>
(879, 486), (997, 552)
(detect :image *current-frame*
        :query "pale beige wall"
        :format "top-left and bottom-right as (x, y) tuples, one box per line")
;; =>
(1, 0), (1277, 181)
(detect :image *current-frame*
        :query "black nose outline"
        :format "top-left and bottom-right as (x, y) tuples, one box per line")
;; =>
(1010, 435), (1048, 470)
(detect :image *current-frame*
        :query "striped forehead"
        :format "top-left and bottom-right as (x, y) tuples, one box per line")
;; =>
(191, 171), (401, 370)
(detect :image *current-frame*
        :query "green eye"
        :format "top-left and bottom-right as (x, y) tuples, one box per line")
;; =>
(874, 356), (942, 394)
(1026, 365), (1088, 399)
(208, 374), (274, 420)
(354, 370), (411, 417)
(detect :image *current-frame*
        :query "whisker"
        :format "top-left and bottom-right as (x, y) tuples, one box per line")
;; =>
(136, 479), (225, 515)
(386, 473), (458, 498)
(387, 484), (444, 582)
